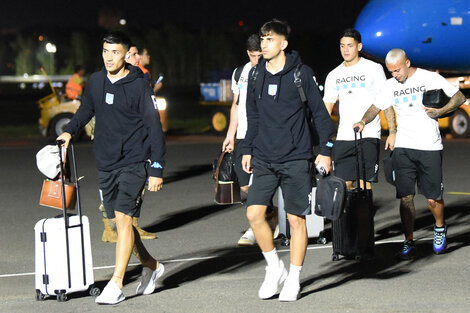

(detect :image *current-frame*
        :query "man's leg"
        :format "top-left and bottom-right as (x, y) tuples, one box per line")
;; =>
(428, 199), (447, 254)
(396, 195), (417, 260)
(112, 211), (135, 289)
(247, 204), (287, 299)
(278, 213), (306, 302)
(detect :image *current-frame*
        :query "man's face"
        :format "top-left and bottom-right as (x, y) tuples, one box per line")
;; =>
(126, 46), (140, 66)
(260, 32), (287, 61)
(140, 49), (151, 66)
(102, 42), (127, 75)
(386, 58), (411, 83)
(340, 36), (362, 63)
(247, 50), (262, 66)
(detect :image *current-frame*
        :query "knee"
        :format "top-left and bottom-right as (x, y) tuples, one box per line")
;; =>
(246, 206), (265, 224)
(427, 199), (443, 208)
(288, 215), (306, 230)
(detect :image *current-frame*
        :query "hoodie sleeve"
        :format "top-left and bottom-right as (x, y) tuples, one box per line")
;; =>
(64, 74), (96, 136)
(241, 66), (258, 155)
(303, 66), (335, 156)
(141, 84), (166, 178)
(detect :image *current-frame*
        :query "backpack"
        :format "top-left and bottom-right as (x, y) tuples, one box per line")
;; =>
(233, 65), (244, 105)
(249, 63), (321, 146)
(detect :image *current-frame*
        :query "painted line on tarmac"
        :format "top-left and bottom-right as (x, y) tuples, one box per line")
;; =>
(0, 237), (431, 279)
(447, 192), (470, 196)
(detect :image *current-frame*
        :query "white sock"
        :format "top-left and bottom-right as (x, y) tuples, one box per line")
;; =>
(262, 248), (280, 268)
(287, 264), (302, 284)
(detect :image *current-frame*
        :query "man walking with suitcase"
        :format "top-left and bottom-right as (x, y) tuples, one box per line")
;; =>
(57, 31), (166, 304)
(242, 19), (335, 301)
(354, 48), (466, 259)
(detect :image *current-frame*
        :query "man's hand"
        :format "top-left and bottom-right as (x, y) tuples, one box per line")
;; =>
(315, 155), (332, 175)
(148, 176), (163, 192)
(242, 155), (252, 173)
(385, 133), (396, 151)
(222, 137), (234, 152)
(352, 121), (365, 133)
(56, 132), (72, 148)
(424, 106), (441, 119)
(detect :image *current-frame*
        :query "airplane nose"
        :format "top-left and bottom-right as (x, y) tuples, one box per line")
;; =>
(354, 0), (405, 61)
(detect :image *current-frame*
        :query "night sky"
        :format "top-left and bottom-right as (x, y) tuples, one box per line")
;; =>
(0, 0), (369, 33)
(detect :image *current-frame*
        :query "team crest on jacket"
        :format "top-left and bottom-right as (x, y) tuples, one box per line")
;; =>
(268, 84), (277, 96)
(151, 95), (158, 110)
(105, 93), (114, 105)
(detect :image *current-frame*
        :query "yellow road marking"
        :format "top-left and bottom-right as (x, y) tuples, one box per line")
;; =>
(447, 192), (470, 195)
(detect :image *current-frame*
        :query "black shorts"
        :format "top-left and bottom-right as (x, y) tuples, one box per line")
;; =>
(98, 162), (148, 219)
(332, 138), (380, 182)
(246, 158), (313, 216)
(392, 148), (443, 200)
(234, 139), (251, 187)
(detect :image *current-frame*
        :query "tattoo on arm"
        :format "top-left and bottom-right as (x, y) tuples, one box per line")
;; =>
(384, 107), (397, 134)
(438, 91), (466, 117)
(362, 105), (381, 124)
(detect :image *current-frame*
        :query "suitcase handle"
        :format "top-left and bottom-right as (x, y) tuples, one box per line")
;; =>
(353, 129), (367, 191)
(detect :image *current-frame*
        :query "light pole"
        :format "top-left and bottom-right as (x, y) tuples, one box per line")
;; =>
(45, 42), (57, 74)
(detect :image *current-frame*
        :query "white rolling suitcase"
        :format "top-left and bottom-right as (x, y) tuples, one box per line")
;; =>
(277, 186), (326, 246)
(35, 142), (99, 302)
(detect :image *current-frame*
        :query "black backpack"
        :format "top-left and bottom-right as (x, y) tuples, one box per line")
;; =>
(233, 65), (244, 105)
(250, 63), (320, 146)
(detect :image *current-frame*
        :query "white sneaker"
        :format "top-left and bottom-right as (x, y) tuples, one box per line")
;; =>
(136, 263), (165, 295)
(258, 260), (287, 299)
(95, 280), (125, 305)
(279, 278), (301, 302)
(238, 228), (256, 246)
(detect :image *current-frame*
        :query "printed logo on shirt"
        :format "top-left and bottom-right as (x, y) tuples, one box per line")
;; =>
(151, 95), (158, 110)
(105, 93), (114, 105)
(268, 84), (277, 96)
(393, 86), (425, 105)
(335, 75), (366, 91)
(151, 162), (163, 169)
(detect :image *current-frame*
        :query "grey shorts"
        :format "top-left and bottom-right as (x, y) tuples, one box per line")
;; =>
(332, 138), (380, 183)
(98, 162), (148, 219)
(246, 158), (313, 216)
(392, 148), (443, 200)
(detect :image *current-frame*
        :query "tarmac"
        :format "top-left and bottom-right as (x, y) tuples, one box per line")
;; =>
(0, 135), (469, 313)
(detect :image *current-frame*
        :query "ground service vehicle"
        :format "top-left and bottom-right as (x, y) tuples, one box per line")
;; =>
(200, 79), (232, 134)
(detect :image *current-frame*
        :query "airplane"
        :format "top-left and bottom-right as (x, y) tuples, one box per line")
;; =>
(354, 0), (470, 138)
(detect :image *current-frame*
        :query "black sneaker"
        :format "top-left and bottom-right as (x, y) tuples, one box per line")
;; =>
(398, 239), (417, 260)
(433, 224), (447, 254)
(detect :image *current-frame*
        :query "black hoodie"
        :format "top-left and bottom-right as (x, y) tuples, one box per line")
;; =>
(242, 50), (334, 163)
(64, 65), (166, 177)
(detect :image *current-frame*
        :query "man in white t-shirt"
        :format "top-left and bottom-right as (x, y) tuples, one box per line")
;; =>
(324, 28), (396, 194)
(223, 34), (278, 245)
(354, 49), (466, 260)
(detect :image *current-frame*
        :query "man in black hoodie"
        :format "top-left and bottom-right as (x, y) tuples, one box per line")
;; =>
(242, 19), (335, 301)
(57, 32), (165, 305)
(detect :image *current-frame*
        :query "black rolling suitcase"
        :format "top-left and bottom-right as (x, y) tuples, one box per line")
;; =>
(331, 130), (374, 261)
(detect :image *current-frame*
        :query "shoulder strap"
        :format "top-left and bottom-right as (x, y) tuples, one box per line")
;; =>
(294, 63), (307, 103)
(234, 65), (244, 84)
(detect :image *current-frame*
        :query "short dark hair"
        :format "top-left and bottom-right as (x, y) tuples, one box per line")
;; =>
(340, 28), (362, 43)
(246, 34), (261, 51)
(259, 19), (291, 40)
(137, 47), (148, 56)
(102, 32), (131, 51)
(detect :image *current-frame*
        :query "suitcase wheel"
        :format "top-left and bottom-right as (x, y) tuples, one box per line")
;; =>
(332, 253), (340, 261)
(279, 235), (290, 247)
(317, 237), (327, 245)
(89, 285), (101, 297)
(35, 289), (45, 301)
(57, 292), (67, 302)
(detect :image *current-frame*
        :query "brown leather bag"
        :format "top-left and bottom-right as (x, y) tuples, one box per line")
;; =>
(213, 151), (242, 205)
(39, 179), (76, 210)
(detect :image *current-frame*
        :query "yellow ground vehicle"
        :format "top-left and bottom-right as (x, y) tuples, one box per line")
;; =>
(200, 80), (232, 134)
(38, 69), (168, 139)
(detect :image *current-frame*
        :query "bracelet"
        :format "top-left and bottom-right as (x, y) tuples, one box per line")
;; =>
(358, 120), (365, 126)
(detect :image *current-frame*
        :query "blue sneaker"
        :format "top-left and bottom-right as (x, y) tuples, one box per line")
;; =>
(433, 224), (447, 254)
(398, 240), (416, 260)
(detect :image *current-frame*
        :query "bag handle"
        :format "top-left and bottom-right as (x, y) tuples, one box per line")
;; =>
(213, 151), (227, 181)
(353, 128), (367, 191)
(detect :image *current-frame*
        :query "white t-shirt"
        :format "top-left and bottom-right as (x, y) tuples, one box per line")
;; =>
(231, 62), (252, 139)
(375, 68), (458, 150)
(323, 58), (386, 140)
